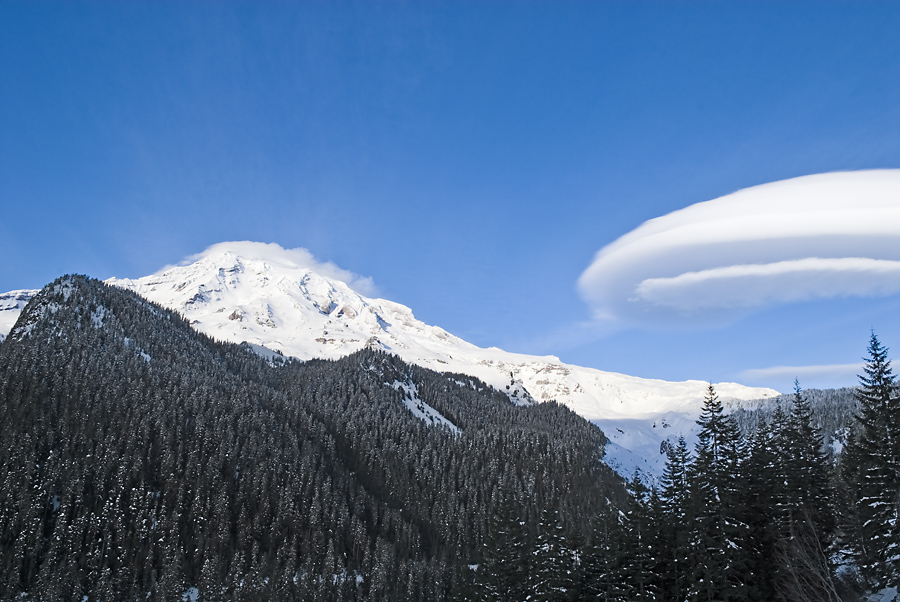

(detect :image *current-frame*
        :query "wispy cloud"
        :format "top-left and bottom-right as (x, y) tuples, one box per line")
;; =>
(740, 363), (863, 382)
(739, 363), (863, 391)
(578, 170), (900, 327)
(172, 241), (379, 297)
(509, 318), (628, 356)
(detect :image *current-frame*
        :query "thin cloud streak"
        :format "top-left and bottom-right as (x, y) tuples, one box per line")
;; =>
(739, 363), (863, 390)
(635, 257), (900, 312)
(741, 363), (863, 380)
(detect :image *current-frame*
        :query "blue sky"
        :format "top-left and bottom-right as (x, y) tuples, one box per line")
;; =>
(2, 1), (899, 392)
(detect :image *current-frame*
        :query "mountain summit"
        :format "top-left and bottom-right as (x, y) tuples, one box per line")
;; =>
(2, 242), (778, 477)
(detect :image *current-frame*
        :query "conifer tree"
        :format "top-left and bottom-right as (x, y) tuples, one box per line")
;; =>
(741, 415), (783, 602)
(528, 507), (572, 602)
(475, 494), (530, 601)
(581, 499), (628, 602)
(658, 436), (692, 602)
(773, 381), (840, 601)
(687, 383), (748, 602)
(844, 331), (900, 585)
(781, 381), (835, 547)
(604, 475), (660, 601)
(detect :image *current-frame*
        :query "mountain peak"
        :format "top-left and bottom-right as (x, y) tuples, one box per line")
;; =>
(2, 242), (780, 480)
(105, 242), (469, 370)
(164, 241), (378, 297)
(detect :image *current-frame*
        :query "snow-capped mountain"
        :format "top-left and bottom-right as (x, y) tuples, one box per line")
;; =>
(0, 242), (778, 479)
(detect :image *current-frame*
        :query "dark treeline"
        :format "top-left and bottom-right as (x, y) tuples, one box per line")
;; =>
(731, 387), (859, 455)
(2, 276), (898, 601)
(474, 333), (900, 602)
(0, 276), (625, 601)
(471, 381), (840, 601)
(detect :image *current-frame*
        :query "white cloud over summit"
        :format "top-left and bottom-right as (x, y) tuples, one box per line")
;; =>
(172, 241), (379, 297)
(578, 170), (900, 327)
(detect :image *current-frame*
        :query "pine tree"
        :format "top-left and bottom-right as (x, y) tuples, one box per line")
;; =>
(528, 507), (571, 602)
(773, 381), (840, 601)
(618, 475), (659, 601)
(581, 499), (628, 602)
(844, 331), (900, 585)
(658, 437), (692, 602)
(687, 383), (748, 602)
(475, 494), (530, 601)
(781, 381), (835, 545)
(741, 415), (783, 602)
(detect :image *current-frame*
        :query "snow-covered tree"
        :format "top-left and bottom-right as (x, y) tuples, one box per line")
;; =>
(780, 381), (835, 543)
(658, 436), (692, 602)
(528, 507), (573, 601)
(843, 331), (900, 585)
(687, 383), (748, 602)
(773, 381), (840, 601)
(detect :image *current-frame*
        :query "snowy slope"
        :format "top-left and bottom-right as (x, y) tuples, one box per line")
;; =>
(0, 242), (779, 479)
(595, 395), (773, 481)
(0, 290), (35, 343)
(105, 242), (540, 404)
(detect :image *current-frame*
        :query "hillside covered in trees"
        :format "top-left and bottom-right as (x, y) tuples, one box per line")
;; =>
(2, 276), (899, 601)
(0, 276), (624, 601)
(558, 334), (900, 602)
(731, 387), (859, 455)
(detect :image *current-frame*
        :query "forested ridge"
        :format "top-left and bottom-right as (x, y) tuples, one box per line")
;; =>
(0, 276), (623, 601)
(2, 276), (899, 601)
(731, 387), (859, 454)
(519, 335), (897, 602)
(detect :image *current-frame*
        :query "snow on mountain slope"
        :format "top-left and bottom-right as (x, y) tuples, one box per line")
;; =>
(0, 290), (36, 343)
(105, 242), (540, 404)
(1, 242), (779, 480)
(393, 379), (462, 435)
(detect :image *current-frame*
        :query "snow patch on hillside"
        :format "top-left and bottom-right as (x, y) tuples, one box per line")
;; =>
(0, 289), (37, 338)
(123, 337), (152, 363)
(90, 305), (108, 328)
(393, 380), (461, 434)
(596, 412), (701, 485)
(868, 587), (899, 602)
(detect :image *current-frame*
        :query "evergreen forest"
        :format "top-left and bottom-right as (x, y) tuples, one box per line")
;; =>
(1, 276), (899, 601)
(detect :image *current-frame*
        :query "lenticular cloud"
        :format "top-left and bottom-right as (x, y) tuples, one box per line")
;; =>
(578, 170), (900, 326)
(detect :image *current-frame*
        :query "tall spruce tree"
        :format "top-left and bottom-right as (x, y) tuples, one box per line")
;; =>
(775, 381), (840, 601)
(475, 492), (531, 601)
(742, 415), (783, 602)
(782, 382), (835, 542)
(687, 383), (748, 602)
(618, 475), (660, 601)
(844, 331), (900, 585)
(581, 499), (629, 602)
(528, 507), (572, 602)
(658, 436), (692, 602)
